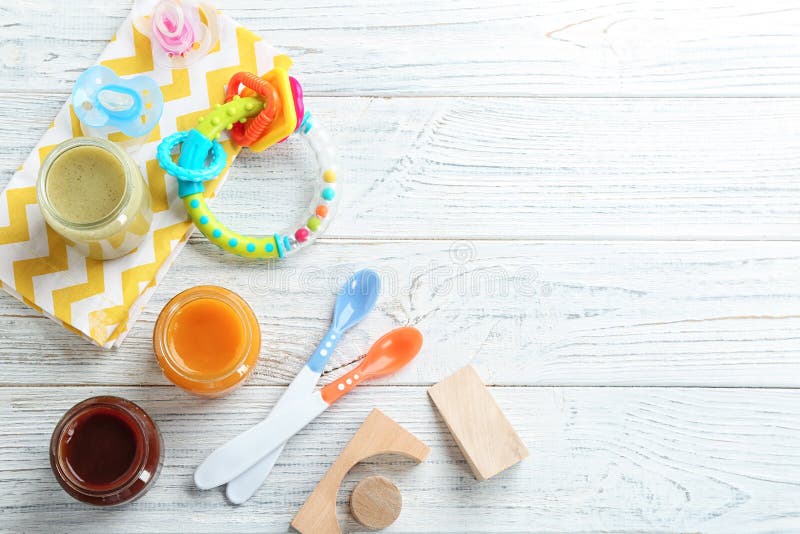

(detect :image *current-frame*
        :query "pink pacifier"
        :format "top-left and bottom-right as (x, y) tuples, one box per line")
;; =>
(133, 0), (220, 68)
(152, 0), (197, 57)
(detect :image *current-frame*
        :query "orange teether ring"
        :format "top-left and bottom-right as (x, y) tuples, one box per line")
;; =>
(225, 72), (280, 146)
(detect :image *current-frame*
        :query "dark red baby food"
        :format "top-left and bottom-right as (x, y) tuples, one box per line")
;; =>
(50, 396), (162, 506)
(61, 407), (141, 490)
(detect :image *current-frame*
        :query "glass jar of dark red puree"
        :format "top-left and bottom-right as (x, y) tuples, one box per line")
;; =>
(50, 396), (162, 506)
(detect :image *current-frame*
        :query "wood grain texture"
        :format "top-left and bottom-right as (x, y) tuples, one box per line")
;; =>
(429, 366), (528, 481)
(2, 0), (800, 531)
(2, 386), (800, 533)
(350, 475), (402, 529)
(3, 94), (800, 240)
(0, 239), (798, 387)
(2, 1), (800, 96)
(292, 408), (428, 534)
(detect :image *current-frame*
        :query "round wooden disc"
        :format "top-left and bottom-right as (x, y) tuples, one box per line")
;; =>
(349, 476), (403, 529)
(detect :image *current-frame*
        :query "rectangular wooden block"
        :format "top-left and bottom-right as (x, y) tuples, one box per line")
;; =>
(428, 365), (529, 481)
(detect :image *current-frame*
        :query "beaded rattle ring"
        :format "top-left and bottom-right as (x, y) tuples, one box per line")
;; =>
(157, 55), (339, 259)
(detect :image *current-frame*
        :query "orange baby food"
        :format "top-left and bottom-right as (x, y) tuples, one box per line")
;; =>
(153, 286), (260, 397)
(169, 298), (246, 376)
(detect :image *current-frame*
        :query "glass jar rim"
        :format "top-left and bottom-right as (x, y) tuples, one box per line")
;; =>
(51, 397), (149, 498)
(153, 285), (259, 387)
(37, 137), (134, 230)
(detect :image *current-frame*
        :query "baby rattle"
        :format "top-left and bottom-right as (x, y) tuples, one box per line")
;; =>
(157, 55), (338, 259)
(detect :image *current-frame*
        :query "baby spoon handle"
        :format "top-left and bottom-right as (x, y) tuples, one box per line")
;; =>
(194, 391), (329, 490)
(307, 327), (340, 372)
(225, 330), (340, 504)
(217, 269), (381, 500)
(320, 365), (366, 404)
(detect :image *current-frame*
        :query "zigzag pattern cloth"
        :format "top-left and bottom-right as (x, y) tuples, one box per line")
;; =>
(0, 11), (276, 348)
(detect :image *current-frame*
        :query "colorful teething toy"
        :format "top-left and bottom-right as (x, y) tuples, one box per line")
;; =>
(72, 65), (163, 138)
(157, 55), (338, 259)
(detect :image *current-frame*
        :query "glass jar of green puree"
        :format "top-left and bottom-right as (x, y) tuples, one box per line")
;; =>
(37, 137), (152, 260)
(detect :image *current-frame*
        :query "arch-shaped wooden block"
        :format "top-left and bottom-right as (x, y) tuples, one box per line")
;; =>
(291, 409), (430, 534)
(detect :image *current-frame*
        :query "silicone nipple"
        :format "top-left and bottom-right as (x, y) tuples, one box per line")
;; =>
(152, 0), (197, 57)
(132, 0), (220, 68)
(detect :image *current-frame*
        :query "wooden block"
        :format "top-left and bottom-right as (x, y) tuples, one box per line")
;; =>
(291, 409), (429, 534)
(350, 475), (402, 530)
(428, 365), (529, 481)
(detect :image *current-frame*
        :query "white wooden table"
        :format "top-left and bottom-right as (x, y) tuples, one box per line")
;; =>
(2, 1), (800, 532)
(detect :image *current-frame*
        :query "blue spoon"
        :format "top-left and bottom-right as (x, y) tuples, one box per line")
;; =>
(223, 268), (381, 504)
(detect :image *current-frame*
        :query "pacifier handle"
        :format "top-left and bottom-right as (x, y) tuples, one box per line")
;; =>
(94, 85), (143, 121)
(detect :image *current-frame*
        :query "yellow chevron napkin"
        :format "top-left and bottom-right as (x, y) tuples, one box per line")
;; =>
(0, 9), (278, 348)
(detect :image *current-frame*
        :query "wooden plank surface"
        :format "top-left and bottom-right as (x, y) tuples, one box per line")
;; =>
(2, 1), (800, 96)
(2, 386), (800, 533)
(3, 94), (800, 240)
(1, 0), (799, 531)
(1, 239), (798, 387)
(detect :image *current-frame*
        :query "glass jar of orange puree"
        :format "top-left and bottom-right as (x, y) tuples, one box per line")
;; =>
(153, 286), (261, 396)
(37, 137), (152, 260)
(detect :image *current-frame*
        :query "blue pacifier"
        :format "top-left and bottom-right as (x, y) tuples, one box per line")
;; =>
(72, 66), (163, 138)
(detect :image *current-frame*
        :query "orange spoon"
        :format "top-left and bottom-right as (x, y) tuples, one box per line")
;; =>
(195, 327), (424, 490)
(321, 326), (422, 404)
